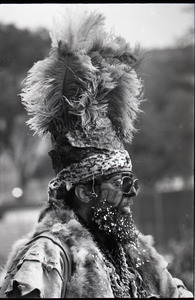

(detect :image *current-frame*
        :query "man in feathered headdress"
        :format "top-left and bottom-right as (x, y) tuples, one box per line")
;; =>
(0, 9), (193, 298)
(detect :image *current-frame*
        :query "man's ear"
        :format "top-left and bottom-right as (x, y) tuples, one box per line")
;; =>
(75, 184), (91, 204)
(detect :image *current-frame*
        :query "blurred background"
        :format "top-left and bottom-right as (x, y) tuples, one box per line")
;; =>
(0, 3), (194, 292)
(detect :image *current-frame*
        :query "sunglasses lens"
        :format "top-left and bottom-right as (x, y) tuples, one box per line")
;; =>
(122, 177), (133, 194)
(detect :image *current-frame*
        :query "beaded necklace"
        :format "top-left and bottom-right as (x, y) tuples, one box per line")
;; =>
(98, 241), (148, 298)
(77, 214), (148, 297)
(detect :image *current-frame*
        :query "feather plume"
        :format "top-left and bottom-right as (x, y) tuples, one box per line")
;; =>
(21, 9), (143, 145)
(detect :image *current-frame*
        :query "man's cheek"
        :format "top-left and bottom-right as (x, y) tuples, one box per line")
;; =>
(99, 188), (109, 200)
(99, 183), (112, 200)
(107, 190), (123, 206)
(101, 189), (123, 207)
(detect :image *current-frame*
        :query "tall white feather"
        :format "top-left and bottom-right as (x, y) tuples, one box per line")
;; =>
(21, 8), (143, 145)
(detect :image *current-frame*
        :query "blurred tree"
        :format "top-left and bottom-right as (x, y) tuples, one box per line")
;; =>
(10, 115), (41, 196)
(176, 4), (194, 47)
(0, 24), (54, 204)
(0, 24), (50, 74)
(129, 45), (193, 187)
(0, 23), (50, 149)
(9, 114), (53, 200)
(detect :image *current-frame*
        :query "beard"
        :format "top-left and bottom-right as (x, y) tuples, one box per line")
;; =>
(90, 198), (138, 245)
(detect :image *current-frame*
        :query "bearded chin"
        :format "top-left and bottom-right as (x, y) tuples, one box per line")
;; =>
(91, 200), (138, 244)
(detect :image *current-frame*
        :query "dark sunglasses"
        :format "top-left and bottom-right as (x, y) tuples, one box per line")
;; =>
(115, 176), (139, 196)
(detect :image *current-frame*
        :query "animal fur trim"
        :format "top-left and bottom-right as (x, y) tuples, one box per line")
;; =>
(1, 204), (190, 298)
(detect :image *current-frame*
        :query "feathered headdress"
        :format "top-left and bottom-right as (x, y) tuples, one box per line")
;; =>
(21, 9), (143, 191)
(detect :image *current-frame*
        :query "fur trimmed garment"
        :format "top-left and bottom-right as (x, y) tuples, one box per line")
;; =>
(0, 205), (193, 298)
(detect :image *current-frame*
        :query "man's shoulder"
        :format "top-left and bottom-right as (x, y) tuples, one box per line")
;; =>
(0, 229), (72, 298)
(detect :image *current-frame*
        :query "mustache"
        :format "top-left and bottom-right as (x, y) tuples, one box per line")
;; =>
(107, 197), (134, 216)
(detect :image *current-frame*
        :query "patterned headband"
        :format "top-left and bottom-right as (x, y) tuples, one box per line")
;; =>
(48, 149), (132, 193)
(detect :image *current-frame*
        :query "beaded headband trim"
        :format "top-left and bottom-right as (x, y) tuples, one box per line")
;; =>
(48, 149), (132, 192)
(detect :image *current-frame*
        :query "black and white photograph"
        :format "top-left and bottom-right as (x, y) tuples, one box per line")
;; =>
(0, 3), (194, 298)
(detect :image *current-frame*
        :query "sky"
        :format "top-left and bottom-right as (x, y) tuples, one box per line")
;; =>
(0, 3), (194, 49)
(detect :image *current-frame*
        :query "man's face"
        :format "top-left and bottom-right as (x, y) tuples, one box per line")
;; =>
(89, 173), (139, 244)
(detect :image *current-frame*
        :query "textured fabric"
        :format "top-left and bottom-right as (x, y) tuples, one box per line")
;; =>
(0, 232), (71, 298)
(124, 236), (193, 298)
(48, 149), (132, 191)
(0, 206), (193, 298)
